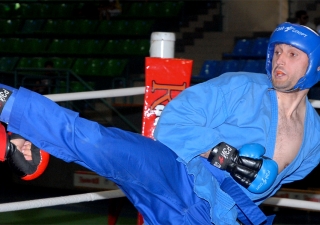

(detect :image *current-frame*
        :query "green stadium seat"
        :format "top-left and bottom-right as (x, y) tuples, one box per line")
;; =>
(86, 58), (108, 76)
(33, 57), (49, 68)
(71, 58), (90, 76)
(5, 38), (24, 53)
(50, 57), (74, 69)
(159, 1), (183, 17)
(95, 20), (114, 35)
(74, 19), (99, 34)
(63, 39), (82, 54)
(125, 2), (144, 17)
(22, 39), (50, 54)
(129, 20), (154, 36)
(0, 57), (19, 72)
(41, 19), (58, 34)
(54, 80), (68, 93)
(31, 3), (50, 19)
(47, 39), (67, 54)
(143, 2), (160, 17)
(103, 40), (121, 55)
(20, 19), (45, 34)
(0, 19), (21, 34)
(16, 57), (34, 68)
(17, 3), (32, 19)
(51, 3), (76, 19)
(78, 39), (105, 55)
(136, 39), (150, 56)
(70, 81), (95, 92)
(70, 81), (86, 92)
(58, 20), (77, 35)
(0, 4), (12, 19)
(118, 39), (136, 55)
(113, 20), (130, 35)
(17, 57), (48, 68)
(104, 59), (128, 77)
(96, 20), (129, 35)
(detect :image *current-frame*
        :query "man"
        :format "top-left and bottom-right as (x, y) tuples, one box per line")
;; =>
(1, 22), (320, 225)
(295, 10), (315, 30)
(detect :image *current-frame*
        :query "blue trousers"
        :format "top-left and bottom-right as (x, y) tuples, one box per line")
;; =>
(7, 88), (212, 225)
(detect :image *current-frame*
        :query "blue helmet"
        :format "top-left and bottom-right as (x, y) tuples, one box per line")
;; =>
(266, 22), (320, 90)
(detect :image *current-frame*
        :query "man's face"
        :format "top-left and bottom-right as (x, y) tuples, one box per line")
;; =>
(271, 44), (309, 91)
(299, 14), (309, 25)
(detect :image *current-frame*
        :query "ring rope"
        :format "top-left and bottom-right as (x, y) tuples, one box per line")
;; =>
(45, 86), (145, 102)
(0, 87), (319, 212)
(263, 197), (320, 211)
(0, 190), (125, 213)
(44, 86), (320, 110)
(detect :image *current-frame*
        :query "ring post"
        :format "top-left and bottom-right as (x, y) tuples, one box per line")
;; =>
(138, 32), (193, 225)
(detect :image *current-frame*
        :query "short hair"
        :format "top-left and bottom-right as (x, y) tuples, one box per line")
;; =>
(295, 10), (307, 19)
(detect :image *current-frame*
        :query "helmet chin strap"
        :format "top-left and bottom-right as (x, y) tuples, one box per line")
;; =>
(268, 87), (300, 93)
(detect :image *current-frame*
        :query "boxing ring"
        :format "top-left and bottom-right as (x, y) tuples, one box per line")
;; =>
(2, 32), (320, 224)
(0, 87), (319, 215)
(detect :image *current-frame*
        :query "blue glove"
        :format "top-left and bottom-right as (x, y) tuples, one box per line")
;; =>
(0, 84), (17, 123)
(207, 142), (278, 194)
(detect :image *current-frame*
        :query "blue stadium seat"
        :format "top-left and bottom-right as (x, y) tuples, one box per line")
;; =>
(223, 39), (254, 59)
(242, 60), (266, 73)
(195, 60), (222, 80)
(220, 60), (245, 74)
(248, 38), (269, 58)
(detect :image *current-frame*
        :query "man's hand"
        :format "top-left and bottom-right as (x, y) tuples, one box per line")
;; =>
(0, 125), (49, 180)
(207, 142), (278, 194)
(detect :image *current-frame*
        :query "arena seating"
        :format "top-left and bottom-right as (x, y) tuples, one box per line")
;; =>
(0, 1), (186, 92)
(193, 59), (266, 82)
(223, 37), (269, 60)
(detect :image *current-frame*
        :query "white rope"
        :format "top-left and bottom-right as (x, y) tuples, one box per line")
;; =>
(0, 189), (125, 212)
(310, 99), (320, 109)
(263, 197), (320, 211)
(44, 86), (145, 102)
(43, 86), (320, 109)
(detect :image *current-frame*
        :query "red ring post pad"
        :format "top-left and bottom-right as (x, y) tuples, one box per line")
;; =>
(0, 124), (7, 161)
(138, 57), (193, 225)
(142, 57), (193, 139)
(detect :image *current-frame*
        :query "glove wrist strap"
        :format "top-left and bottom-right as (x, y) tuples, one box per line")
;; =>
(207, 142), (237, 170)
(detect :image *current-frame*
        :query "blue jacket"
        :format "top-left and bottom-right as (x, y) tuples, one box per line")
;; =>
(154, 72), (320, 219)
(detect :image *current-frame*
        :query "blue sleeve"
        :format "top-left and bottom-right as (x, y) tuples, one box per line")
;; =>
(154, 79), (228, 163)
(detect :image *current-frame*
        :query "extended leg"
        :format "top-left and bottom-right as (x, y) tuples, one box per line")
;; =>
(6, 87), (211, 225)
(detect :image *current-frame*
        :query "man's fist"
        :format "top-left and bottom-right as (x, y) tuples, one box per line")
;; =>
(0, 124), (49, 180)
(207, 142), (278, 194)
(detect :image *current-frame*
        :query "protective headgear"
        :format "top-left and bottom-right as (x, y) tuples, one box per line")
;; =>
(266, 22), (320, 91)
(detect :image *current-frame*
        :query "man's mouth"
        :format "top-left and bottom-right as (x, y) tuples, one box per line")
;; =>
(275, 70), (286, 77)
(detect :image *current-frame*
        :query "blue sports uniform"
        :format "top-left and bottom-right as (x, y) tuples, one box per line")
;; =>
(2, 71), (319, 225)
(2, 22), (320, 225)
(155, 71), (320, 206)
(3, 85), (232, 225)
